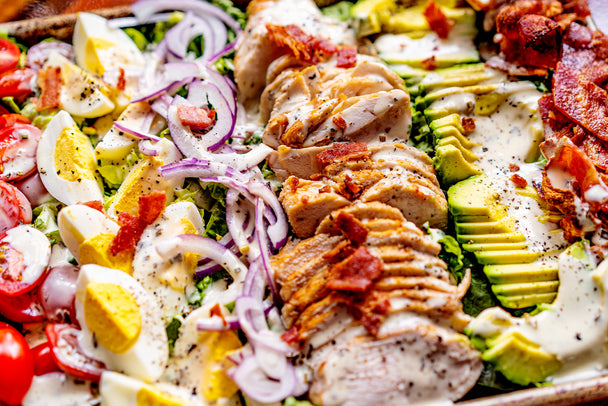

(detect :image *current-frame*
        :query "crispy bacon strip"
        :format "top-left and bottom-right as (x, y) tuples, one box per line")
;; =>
(423, 0), (453, 39)
(36, 66), (61, 111)
(316, 142), (369, 169)
(335, 212), (368, 245)
(547, 137), (604, 195)
(336, 46), (357, 68)
(110, 191), (166, 255)
(266, 23), (342, 65)
(117, 67), (126, 91)
(177, 105), (216, 131)
(80, 200), (105, 213)
(327, 246), (383, 292)
(553, 63), (608, 141)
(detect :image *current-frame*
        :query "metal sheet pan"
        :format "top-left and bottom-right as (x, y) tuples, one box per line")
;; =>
(2, 6), (607, 406)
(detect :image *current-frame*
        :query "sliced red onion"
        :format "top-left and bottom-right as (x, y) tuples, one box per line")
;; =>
(166, 12), (217, 61)
(132, 63), (200, 103)
(209, 41), (236, 63)
(27, 41), (74, 72)
(155, 234), (247, 284)
(203, 67), (236, 114)
(254, 198), (280, 305)
(168, 89), (234, 155)
(196, 314), (240, 331)
(138, 140), (159, 157)
(203, 14), (228, 58)
(236, 296), (292, 354)
(39, 264), (79, 324)
(230, 355), (296, 403)
(107, 12), (174, 29)
(132, 0), (242, 34)
(226, 189), (255, 254)
(114, 121), (161, 142)
(195, 261), (224, 278)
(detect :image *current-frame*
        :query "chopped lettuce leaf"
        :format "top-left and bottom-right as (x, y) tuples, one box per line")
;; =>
(188, 269), (232, 308)
(284, 397), (315, 406)
(32, 200), (62, 244)
(321, 1), (353, 21)
(165, 314), (184, 352)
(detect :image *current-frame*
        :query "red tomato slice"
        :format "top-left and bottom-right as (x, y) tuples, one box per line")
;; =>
(0, 288), (45, 323)
(0, 322), (34, 405)
(45, 324), (106, 382)
(31, 341), (60, 376)
(0, 124), (43, 181)
(0, 114), (30, 128)
(0, 68), (35, 99)
(0, 39), (20, 75)
(0, 180), (32, 236)
(0, 227), (50, 297)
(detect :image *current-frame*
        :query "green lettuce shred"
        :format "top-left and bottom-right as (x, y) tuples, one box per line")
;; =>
(32, 200), (62, 244)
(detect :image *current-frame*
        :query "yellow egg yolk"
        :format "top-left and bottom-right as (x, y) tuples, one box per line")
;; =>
(109, 156), (167, 218)
(200, 330), (242, 401)
(84, 282), (141, 353)
(136, 386), (184, 406)
(85, 37), (116, 76)
(55, 126), (97, 183)
(79, 233), (133, 275)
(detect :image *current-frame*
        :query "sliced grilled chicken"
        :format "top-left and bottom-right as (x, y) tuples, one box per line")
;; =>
(308, 324), (483, 406)
(234, 0), (356, 106)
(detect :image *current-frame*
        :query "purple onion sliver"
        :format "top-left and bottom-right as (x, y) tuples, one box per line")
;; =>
(114, 121), (161, 141)
(131, 0), (242, 34)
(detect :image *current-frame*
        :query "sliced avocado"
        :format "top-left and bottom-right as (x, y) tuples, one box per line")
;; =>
(475, 93), (507, 116)
(434, 145), (482, 185)
(475, 249), (542, 265)
(457, 232), (527, 244)
(484, 263), (558, 284)
(496, 293), (557, 309)
(492, 281), (559, 296)
(429, 113), (466, 132)
(423, 108), (451, 121)
(448, 175), (507, 219)
(482, 331), (561, 386)
(462, 241), (529, 252)
(455, 219), (517, 235)
(419, 71), (498, 94)
(351, 0), (396, 36)
(436, 136), (479, 162)
(432, 125), (478, 149)
(383, 5), (475, 33)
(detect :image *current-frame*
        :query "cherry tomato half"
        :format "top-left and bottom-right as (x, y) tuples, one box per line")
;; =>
(0, 179), (32, 236)
(0, 39), (21, 75)
(45, 324), (106, 382)
(0, 114), (30, 128)
(0, 322), (34, 405)
(0, 68), (35, 99)
(0, 288), (45, 323)
(31, 341), (59, 376)
(0, 124), (42, 181)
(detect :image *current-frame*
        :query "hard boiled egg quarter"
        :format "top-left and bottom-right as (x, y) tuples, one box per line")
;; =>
(132, 202), (203, 322)
(37, 110), (104, 205)
(43, 52), (115, 118)
(57, 204), (134, 274)
(73, 12), (145, 77)
(75, 264), (169, 382)
(100, 371), (203, 406)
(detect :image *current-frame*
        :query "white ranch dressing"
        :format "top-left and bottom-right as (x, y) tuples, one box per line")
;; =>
(468, 245), (608, 383)
(429, 81), (567, 257)
(22, 373), (98, 406)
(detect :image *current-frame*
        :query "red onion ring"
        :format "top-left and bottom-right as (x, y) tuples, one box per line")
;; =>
(230, 354), (296, 403)
(114, 121), (162, 142)
(132, 0), (242, 34)
(27, 41), (74, 72)
(165, 12), (216, 61)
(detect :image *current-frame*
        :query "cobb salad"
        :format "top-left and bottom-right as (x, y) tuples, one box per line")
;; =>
(0, 0), (608, 405)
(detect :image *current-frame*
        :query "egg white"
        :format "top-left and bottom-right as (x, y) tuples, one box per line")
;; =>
(43, 53), (115, 118)
(57, 204), (120, 263)
(37, 110), (104, 205)
(99, 371), (203, 406)
(75, 264), (169, 382)
(132, 202), (204, 322)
